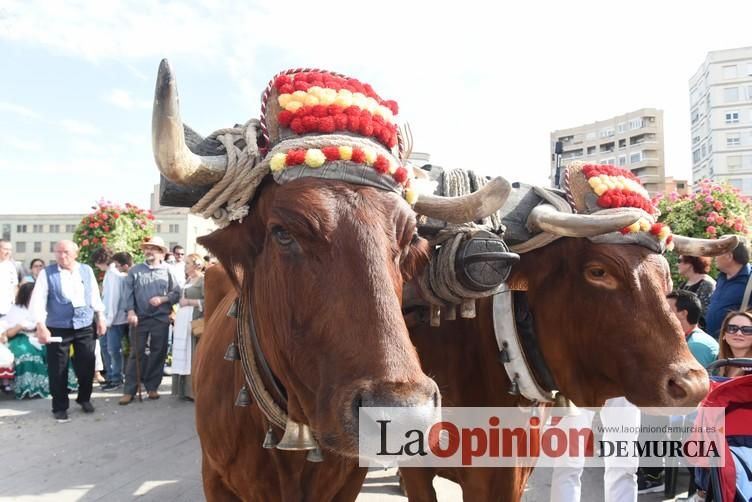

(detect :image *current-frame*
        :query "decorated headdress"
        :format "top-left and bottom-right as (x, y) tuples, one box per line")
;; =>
(561, 161), (673, 253)
(261, 70), (417, 204)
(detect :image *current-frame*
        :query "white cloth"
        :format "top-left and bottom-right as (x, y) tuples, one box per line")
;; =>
(550, 397), (640, 502)
(30, 264), (105, 325)
(0, 260), (18, 316)
(171, 305), (194, 375)
(102, 264), (127, 326)
(170, 262), (186, 288)
(0, 305), (41, 350)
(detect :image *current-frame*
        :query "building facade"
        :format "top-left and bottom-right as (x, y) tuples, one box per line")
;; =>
(0, 185), (216, 268)
(689, 46), (752, 195)
(550, 108), (666, 195)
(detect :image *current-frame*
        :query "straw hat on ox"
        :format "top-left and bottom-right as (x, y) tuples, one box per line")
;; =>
(561, 161), (673, 253)
(140, 236), (169, 253)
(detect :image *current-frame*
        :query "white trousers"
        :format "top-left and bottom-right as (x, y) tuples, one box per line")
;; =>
(550, 397), (640, 502)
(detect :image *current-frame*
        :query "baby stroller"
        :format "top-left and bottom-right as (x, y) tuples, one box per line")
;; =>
(691, 358), (752, 502)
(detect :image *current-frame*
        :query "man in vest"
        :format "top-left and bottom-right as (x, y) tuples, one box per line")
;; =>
(31, 240), (107, 422)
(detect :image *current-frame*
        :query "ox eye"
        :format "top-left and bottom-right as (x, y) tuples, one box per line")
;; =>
(587, 267), (607, 278)
(271, 225), (294, 246)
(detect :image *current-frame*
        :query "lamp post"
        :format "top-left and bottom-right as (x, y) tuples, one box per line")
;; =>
(553, 140), (563, 188)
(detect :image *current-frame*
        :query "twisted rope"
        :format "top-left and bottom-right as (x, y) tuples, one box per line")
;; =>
(417, 168), (507, 315)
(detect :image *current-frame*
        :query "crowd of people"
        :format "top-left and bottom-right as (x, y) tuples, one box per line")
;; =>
(0, 237), (206, 422)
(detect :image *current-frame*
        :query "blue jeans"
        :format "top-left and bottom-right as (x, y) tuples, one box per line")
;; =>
(106, 324), (127, 384)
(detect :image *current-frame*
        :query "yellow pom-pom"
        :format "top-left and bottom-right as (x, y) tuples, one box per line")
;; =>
(659, 227), (671, 240)
(592, 182), (607, 196)
(627, 222), (641, 233)
(285, 101), (303, 113)
(338, 146), (353, 161)
(388, 158), (398, 174)
(365, 97), (378, 113)
(352, 93), (367, 109)
(308, 86), (323, 99)
(639, 219), (650, 232)
(304, 95), (320, 106)
(270, 153), (287, 172)
(291, 90), (307, 102)
(405, 188), (418, 205)
(334, 95), (353, 108)
(278, 94), (292, 107)
(363, 147), (377, 165)
(304, 149), (326, 168)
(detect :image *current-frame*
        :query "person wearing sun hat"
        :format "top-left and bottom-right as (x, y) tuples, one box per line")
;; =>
(120, 235), (181, 405)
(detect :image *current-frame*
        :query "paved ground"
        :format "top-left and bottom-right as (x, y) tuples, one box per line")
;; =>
(0, 379), (694, 501)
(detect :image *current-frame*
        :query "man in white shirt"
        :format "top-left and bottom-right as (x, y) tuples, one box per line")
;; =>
(170, 245), (186, 288)
(0, 239), (18, 319)
(30, 240), (107, 422)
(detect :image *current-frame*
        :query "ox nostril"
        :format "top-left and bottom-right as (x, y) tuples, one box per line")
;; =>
(667, 377), (688, 401)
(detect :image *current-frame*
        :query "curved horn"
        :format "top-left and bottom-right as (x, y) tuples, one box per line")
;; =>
(672, 234), (739, 257)
(528, 205), (644, 238)
(413, 176), (511, 224)
(152, 59), (227, 186)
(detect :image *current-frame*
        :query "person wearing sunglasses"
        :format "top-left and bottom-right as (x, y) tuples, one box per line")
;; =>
(716, 310), (752, 377)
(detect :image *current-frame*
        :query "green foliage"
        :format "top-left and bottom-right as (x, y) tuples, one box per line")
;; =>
(73, 200), (154, 268)
(653, 179), (752, 284)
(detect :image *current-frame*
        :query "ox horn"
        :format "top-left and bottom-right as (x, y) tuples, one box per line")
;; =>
(672, 234), (739, 257)
(152, 59), (228, 186)
(413, 176), (512, 224)
(528, 204), (644, 238)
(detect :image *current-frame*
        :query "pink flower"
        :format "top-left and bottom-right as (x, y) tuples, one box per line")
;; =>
(695, 202), (702, 210)
(706, 225), (717, 235)
(704, 195), (714, 203)
(713, 201), (723, 210)
(669, 191), (679, 201)
(716, 215), (725, 224)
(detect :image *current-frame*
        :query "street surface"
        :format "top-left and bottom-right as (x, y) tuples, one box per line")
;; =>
(0, 379), (692, 501)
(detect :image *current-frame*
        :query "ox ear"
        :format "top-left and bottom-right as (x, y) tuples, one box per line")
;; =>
(198, 219), (261, 292)
(401, 236), (430, 282)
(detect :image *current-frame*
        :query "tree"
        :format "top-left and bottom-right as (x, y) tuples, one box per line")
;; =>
(653, 179), (751, 282)
(73, 200), (155, 270)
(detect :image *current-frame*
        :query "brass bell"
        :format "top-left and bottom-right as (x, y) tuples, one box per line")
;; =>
(235, 386), (252, 407)
(430, 305), (441, 327)
(224, 342), (240, 361)
(276, 420), (318, 451)
(262, 426), (278, 449)
(508, 376), (520, 396)
(306, 446), (324, 462)
(553, 393), (580, 416)
(460, 299), (476, 319)
(443, 305), (456, 321)
(227, 300), (239, 318)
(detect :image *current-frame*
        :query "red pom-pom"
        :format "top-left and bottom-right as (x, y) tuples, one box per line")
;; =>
(322, 146), (340, 161)
(363, 83), (376, 99)
(290, 118), (306, 135)
(279, 84), (294, 95)
(286, 150), (306, 165)
(666, 235), (673, 245)
(302, 115), (319, 132)
(347, 115), (361, 132)
(274, 75), (291, 89)
(310, 80), (324, 88)
(619, 226), (631, 235)
(373, 155), (390, 174)
(294, 80), (311, 92)
(334, 114), (348, 130)
(650, 223), (663, 236)
(277, 110), (293, 127)
(386, 132), (397, 148)
(359, 117), (373, 136)
(383, 100), (399, 115)
(312, 105), (328, 117)
(393, 166), (408, 182)
(351, 148), (366, 163)
(372, 123), (383, 138)
(319, 116), (335, 133)
(328, 104), (344, 116)
(372, 114), (385, 125)
(345, 106), (361, 117)
(294, 73), (310, 83)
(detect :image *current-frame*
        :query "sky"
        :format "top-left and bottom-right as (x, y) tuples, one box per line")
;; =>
(1, 0), (752, 214)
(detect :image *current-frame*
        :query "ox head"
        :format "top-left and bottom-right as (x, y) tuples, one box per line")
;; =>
(152, 60), (512, 456)
(509, 181), (739, 408)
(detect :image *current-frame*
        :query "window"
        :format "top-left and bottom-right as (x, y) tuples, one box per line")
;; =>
(599, 128), (614, 138)
(616, 122), (627, 133)
(692, 135), (701, 146)
(586, 146), (596, 155)
(1, 224), (9, 241)
(692, 149), (701, 163)
(33, 241), (41, 252)
(156, 224), (162, 233)
(727, 155), (742, 171)
(724, 87), (739, 103)
(16, 242), (26, 253)
(691, 109), (700, 124)
(701, 142), (706, 157)
(169, 224), (180, 233)
(49, 241), (57, 252)
(16, 225), (27, 233)
(49, 224), (60, 233)
(722, 65), (737, 79)
(601, 158), (615, 165)
(628, 118), (643, 130)
(32, 224), (43, 232)
(65, 224), (76, 232)
(727, 133), (741, 146)
(618, 155), (626, 166)
(725, 111), (740, 124)
(747, 85), (752, 101)
(630, 152), (642, 164)
(677, 182), (685, 189)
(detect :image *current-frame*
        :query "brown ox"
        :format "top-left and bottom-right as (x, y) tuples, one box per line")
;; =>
(400, 234), (738, 501)
(149, 61), (511, 500)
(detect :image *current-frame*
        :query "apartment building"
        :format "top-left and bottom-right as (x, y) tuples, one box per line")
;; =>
(0, 185), (216, 267)
(550, 108), (666, 194)
(689, 46), (752, 195)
